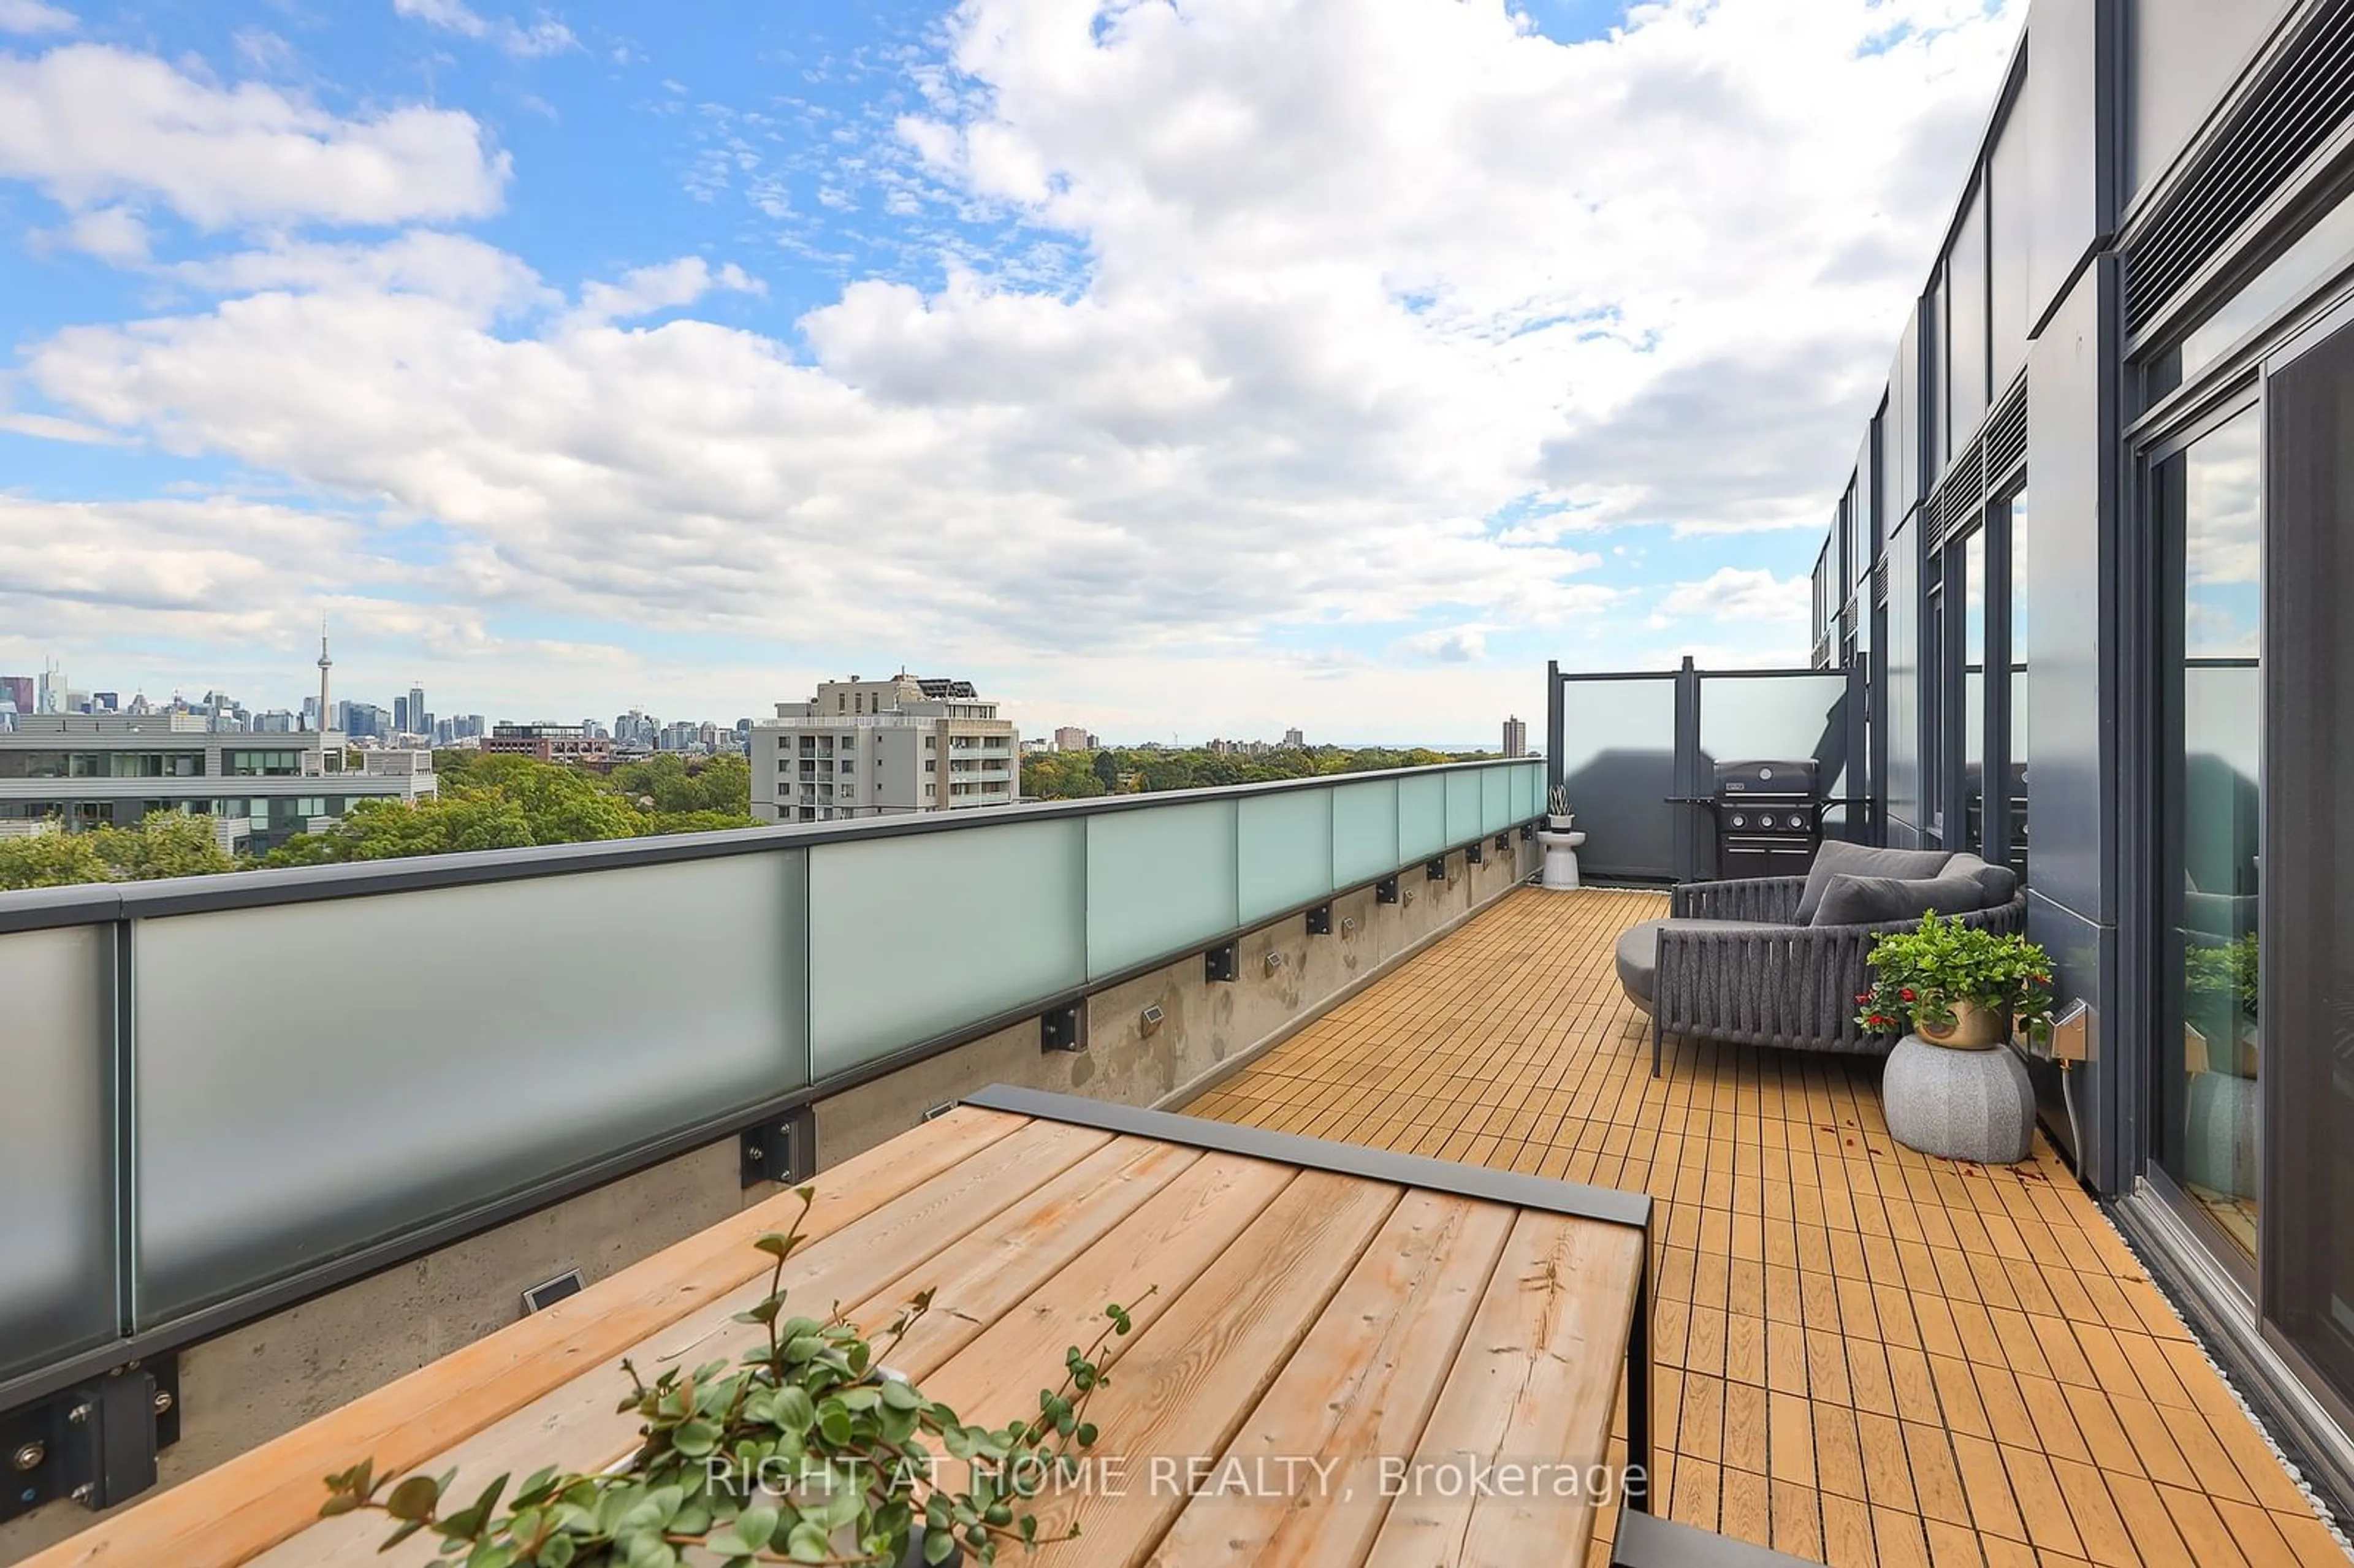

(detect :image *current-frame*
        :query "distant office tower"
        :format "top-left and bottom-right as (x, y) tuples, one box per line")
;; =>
(1053, 725), (1091, 752)
(1282, 727), (1305, 748)
(750, 671), (1018, 824)
(1, 676), (33, 717)
(1503, 716), (1528, 758)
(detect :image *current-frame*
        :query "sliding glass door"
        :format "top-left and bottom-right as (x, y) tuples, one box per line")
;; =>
(2152, 403), (2264, 1263)
(2264, 305), (2354, 1409)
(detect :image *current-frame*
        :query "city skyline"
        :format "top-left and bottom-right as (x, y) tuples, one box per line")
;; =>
(0, 1), (2020, 740)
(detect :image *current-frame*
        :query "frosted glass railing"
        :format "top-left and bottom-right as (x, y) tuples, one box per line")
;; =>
(133, 853), (810, 1323)
(0, 757), (1539, 1382)
(0, 926), (116, 1382)
(809, 819), (1086, 1077)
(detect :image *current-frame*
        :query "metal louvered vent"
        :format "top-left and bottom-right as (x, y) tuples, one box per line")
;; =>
(1873, 559), (1889, 602)
(1929, 438), (1984, 550)
(1983, 379), (2027, 485)
(2125, 0), (2354, 333)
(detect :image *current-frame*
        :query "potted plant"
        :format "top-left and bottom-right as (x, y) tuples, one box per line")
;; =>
(1855, 911), (2055, 1050)
(2184, 932), (2260, 1076)
(322, 1187), (1144, 1567)
(1547, 783), (1574, 832)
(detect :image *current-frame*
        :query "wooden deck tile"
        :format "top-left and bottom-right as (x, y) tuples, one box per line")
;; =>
(1183, 889), (2349, 1567)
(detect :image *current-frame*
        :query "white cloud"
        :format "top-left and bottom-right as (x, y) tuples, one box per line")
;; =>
(0, 411), (129, 444)
(173, 230), (557, 320)
(50, 204), (150, 263)
(391, 0), (577, 59)
(0, 44), (509, 228)
(7, 0), (2021, 731)
(1650, 566), (1811, 630)
(0, 0), (74, 36)
(566, 256), (763, 327)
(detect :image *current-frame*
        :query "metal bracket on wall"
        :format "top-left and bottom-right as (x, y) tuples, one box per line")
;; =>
(1040, 1001), (1084, 1054)
(1, 1353), (180, 1523)
(1203, 943), (1238, 983)
(1374, 875), (1400, 905)
(1305, 903), (1333, 936)
(1493, 832), (1510, 852)
(1519, 822), (1536, 842)
(739, 1106), (815, 1188)
(1425, 858), (1447, 881)
(1466, 840), (1485, 866)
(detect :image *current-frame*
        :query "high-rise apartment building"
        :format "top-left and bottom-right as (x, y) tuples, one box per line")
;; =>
(750, 672), (1017, 823)
(1503, 716), (1528, 758)
(1052, 725), (1093, 752)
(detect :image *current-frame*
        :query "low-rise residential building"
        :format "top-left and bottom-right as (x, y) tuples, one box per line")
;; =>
(0, 715), (435, 853)
(480, 722), (614, 766)
(750, 672), (1018, 823)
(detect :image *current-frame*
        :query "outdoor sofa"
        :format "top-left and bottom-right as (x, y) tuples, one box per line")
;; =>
(1614, 840), (2030, 1076)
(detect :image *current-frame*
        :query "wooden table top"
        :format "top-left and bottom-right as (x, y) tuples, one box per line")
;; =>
(29, 1086), (1651, 1568)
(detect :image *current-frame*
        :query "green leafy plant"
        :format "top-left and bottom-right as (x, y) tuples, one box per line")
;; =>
(322, 1188), (1146, 1567)
(2184, 932), (2260, 1020)
(1854, 911), (2055, 1038)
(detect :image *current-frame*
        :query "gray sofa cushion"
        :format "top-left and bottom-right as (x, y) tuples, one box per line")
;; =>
(1940, 851), (2020, 909)
(1794, 840), (1954, 923)
(1615, 917), (1781, 1011)
(1812, 871), (1987, 928)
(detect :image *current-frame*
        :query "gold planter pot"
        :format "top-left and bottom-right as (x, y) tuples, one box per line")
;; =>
(1916, 998), (2005, 1051)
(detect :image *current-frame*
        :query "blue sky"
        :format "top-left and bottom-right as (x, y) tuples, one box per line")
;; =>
(0, 0), (2018, 741)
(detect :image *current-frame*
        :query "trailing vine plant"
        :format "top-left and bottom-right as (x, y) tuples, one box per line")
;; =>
(322, 1187), (1146, 1567)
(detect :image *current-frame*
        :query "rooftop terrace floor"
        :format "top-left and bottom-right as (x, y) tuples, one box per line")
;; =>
(1186, 887), (2346, 1568)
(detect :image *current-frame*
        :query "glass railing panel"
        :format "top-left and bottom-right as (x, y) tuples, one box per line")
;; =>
(1480, 766), (1510, 834)
(1237, 788), (1335, 923)
(1332, 778), (1400, 887)
(810, 820), (1084, 1077)
(131, 852), (809, 1323)
(1087, 801), (1241, 978)
(1399, 772), (1447, 861)
(1444, 769), (1481, 846)
(0, 925), (116, 1379)
(1512, 759), (1542, 821)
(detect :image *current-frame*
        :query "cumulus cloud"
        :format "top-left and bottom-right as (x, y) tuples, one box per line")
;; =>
(566, 257), (764, 327)
(392, 0), (577, 58)
(0, 0), (72, 33)
(1650, 566), (1811, 630)
(4, 0), (2022, 729)
(0, 44), (509, 227)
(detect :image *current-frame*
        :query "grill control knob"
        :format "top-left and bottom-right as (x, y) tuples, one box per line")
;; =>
(1788, 813), (1806, 829)
(1730, 813), (1746, 829)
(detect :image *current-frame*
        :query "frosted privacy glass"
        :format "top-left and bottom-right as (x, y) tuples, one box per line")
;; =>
(0, 927), (116, 1377)
(1398, 773), (1447, 861)
(1238, 788), (1335, 923)
(1560, 677), (1677, 880)
(1331, 779), (1400, 887)
(1481, 767), (1510, 834)
(134, 853), (807, 1322)
(1444, 770), (1481, 847)
(1089, 801), (1240, 978)
(1698, 674), (1849, 788)
(811, 820), (1084, 1077)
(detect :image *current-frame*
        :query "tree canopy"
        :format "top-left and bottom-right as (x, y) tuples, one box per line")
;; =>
(1024, 744), (1476, 801)
(0, 813), (236, 891)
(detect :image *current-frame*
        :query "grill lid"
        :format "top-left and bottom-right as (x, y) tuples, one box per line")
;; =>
(1713, 759), (1820, 800)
